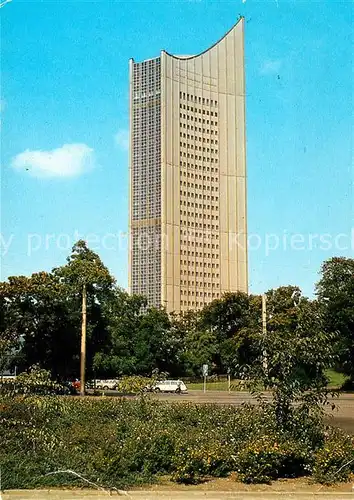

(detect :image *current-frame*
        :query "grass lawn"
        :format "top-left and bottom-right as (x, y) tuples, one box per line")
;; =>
(187, 380), (245, 391)
(325, 369), (348, 388)
(187, 370), (348, 391)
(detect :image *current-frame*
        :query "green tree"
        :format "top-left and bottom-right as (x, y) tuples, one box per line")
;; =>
(54, 240), (115, 292)
(94, 291), (178, 377)
(316, 257), (354, 383)
(198, 292), (259, 374)
(0, 273), (78, 379)
(53, 240), (115, 383)
(0, 283), (22, 374)
(0, 241), (116, 382)
(238, 286), (337, 428)
(168, 309), (212, 376)
(167, 294), (260, 377)
(182, 328), (218, 376)
(94, 290), (147, 376)
(134, 307), (175, 374)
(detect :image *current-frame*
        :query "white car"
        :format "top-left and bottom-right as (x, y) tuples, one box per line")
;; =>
(93, 379), (119, 390)
(152, 380), (187, 393)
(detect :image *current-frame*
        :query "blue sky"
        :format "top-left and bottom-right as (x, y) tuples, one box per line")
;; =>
(1, 0), (352, 297)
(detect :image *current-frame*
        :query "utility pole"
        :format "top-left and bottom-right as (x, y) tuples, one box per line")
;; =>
(202, 364), (208, 393)
(80, 282), (87, 397)
(262, 293), (268, 374)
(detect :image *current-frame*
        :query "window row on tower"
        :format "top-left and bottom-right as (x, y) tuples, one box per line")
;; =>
(180, 132), (218, 144)
(179, 103), (218, 117)
(180, 153), (218, 164)
(180, 113), (218, 127)
(181, 269), (220, 277)
(179, 92), (217, 107)
(180, 260), (219, 269)
(181, 250), (218, 259)
(180, 229), (219, 240)
(181, 286), (219, 293)
(180, 209), (218, 219)
(181, 202), (218, 212)
(179, 221), (219, 231)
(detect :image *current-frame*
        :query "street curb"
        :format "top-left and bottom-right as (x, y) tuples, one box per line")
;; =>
(2, 491), (354, 499)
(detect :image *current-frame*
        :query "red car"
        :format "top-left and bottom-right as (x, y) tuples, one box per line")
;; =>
(72, 379), (80, 392)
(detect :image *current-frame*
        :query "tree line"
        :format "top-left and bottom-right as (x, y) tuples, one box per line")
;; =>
(0, 240), (353, 385)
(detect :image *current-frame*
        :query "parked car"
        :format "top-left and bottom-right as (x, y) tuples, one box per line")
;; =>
(72, 379), (81, 391)
(90, 379), (119, 390)
(150, 380), (187, 394)
(0, 374), (16, 381)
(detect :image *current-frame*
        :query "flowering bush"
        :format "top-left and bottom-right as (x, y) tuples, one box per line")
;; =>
(172, 436), (232, 483)
(234, 436), (311, 483)
(313, 428), (354, 483)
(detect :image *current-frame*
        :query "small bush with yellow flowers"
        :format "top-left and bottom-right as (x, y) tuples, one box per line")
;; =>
(171, 437), (232, 483)
(234, 436), (311, 484)
(313, 428), (354, 484)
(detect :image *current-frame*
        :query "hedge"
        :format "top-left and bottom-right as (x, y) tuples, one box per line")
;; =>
(1, 395), (353, 489)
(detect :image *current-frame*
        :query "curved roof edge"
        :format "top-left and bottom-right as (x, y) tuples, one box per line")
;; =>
(130, 56), (161, 64)
(162, 16), (244, 61)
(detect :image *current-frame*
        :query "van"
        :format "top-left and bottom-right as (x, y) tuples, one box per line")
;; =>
(91, 379), (119, 390)
(152, 380), (187, 394)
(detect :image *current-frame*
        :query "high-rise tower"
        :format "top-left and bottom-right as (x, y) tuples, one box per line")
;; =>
(129, 18), (248, 312)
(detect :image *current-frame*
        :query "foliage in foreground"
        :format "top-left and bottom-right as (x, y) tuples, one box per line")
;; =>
(1, 396), (353, 490)
(0, 366), (73, 396)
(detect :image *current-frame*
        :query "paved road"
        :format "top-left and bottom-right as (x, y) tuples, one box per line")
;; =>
(96, 389), (354, 413)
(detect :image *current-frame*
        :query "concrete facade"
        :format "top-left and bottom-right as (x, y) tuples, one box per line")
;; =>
(129, 18), (248, 312)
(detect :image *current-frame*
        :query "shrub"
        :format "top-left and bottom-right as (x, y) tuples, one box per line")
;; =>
(115, 376), (154, 395)
(313, 428), (354, 484)
(0, 366), (70, 396)
(172, 437), (232, 484)
(235, 436), (311, 484)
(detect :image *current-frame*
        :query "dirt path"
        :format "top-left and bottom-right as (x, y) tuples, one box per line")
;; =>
(3, 478), (354, 499)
